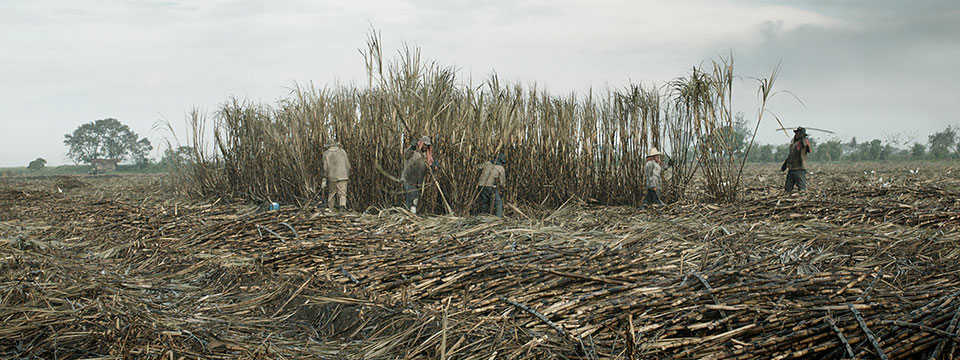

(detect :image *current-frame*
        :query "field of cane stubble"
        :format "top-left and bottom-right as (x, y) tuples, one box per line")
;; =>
(2, 162), (959, 359)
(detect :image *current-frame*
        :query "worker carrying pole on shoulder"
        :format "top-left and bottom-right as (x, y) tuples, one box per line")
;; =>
(401, 136), (438, 214)
(781, 127), (812, 193)
(476, 153), (506, 217)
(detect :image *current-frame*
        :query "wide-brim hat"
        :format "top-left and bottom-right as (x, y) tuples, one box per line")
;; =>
(419, 136), (432, 146)
(646, 147), (662, 157)
(793, 127), (806, 134)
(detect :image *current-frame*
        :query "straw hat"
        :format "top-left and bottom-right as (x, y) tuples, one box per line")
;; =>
(646, 147), (662, 157)
(419, 136), (432, 146)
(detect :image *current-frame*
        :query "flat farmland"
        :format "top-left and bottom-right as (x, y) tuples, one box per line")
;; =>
(2, 162), (958, 359)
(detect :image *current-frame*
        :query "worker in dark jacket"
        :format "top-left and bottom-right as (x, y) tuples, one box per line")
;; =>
(401, 136), (438, 214)
(476, 154), (506, 216)
(781, 127), (812, 192)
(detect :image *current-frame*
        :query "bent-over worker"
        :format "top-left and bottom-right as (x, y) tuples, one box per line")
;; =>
(476, 153), (506, 217)
(401, 136), (438, 214)
(321, 141), (350, 210)
(781, 127), (812, 193)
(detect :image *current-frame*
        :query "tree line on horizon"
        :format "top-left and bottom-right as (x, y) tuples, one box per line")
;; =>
(18, 117), (959, 174)
(725, 116), (960, 163)
(15, 119), (190, 173)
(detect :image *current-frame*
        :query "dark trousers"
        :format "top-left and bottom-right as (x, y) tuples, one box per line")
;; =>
(642, 187), (663, 205)
(784, 169), (807, 192)
(403, 182), (420, 212)
(477, 186), (503, 217)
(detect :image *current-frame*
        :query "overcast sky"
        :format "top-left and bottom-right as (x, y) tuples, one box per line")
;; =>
(1, 0), (957, 166)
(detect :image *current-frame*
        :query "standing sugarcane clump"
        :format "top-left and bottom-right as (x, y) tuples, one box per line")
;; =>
(167, 32), (791, 213)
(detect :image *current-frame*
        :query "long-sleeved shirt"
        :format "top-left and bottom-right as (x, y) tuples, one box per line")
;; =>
(477, 161), (505, 187)
(321, 146), (350, 181)
(644, 160), (661, 190)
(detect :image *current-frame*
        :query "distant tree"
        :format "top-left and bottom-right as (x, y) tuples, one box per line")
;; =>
(160, 146), (195, 167)
(731, 112), (751, 156)
(773, 143), (790, 163)
(910, 143), (926, 160)
(759, 144), (775, 162)
(711, 112), (752, 159)
(881, 144), (898, 161)
(928, 126), (957, 159)
(744, 147), (759, 162)
(867, 139), (885, 161)
(892, 148), (910, 161)
(131, 138), (154, 169)
(845, 138), (881, 161)
(811, 139), (842, 162)
(825, 140), (843, 161)
(63, 118), (142, 164)
(27, 158), (46, 171)
(882, 132), (913, 151)
(745, 144), (775, 163)
(745, 143), (767, 163)
(850, 139), (885, 161)
(842, 137), (859, 160)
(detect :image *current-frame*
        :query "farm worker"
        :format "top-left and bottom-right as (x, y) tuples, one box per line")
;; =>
(321, 141), (351, 210)
(641, 147), (664, 207)
(401, 136), (438, 214)
(476, 153), (506, 217)
(780, 127), (812, 192)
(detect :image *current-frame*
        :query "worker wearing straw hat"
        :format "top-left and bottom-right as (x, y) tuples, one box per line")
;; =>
(641, 147), (664, 207)
(321, 140), (350, 211)
(401, 136), (438, 214)
(781, 127), (812, 193)
(476, 153), (506, 217)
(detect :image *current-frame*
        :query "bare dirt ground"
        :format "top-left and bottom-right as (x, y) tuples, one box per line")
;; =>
(2, 163), (959, 359)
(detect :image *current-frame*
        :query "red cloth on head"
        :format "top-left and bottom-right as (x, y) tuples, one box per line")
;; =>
(418, 140), (435, 168)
